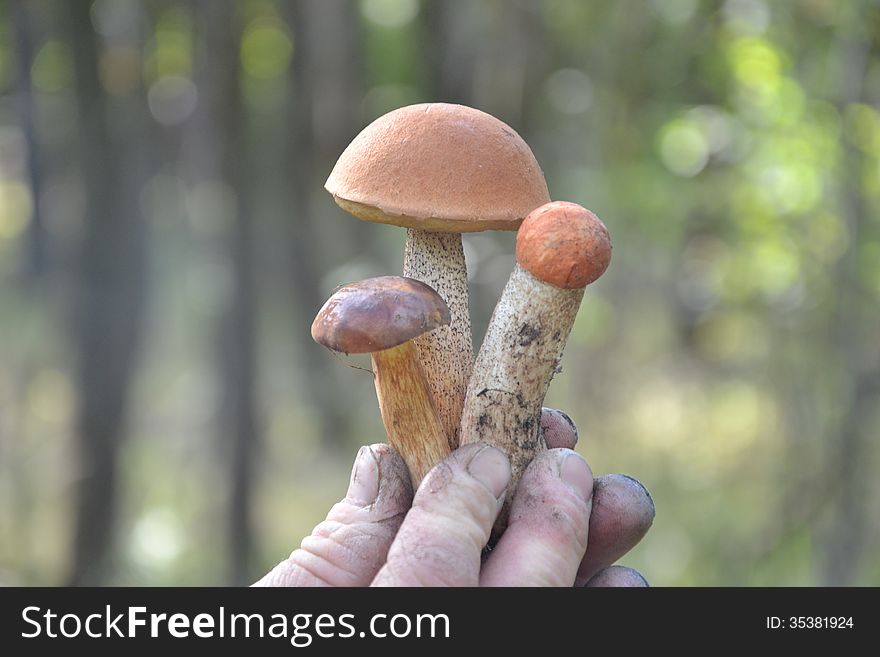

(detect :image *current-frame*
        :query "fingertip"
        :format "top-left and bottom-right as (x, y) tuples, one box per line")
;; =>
(345, 445), (381, 506)
(618, 474), (656, 522)
(596, 474), (655, 532)
(576, 473), (654, 585)
(584, 565), (649, 588)
(466, 445), (511, 500)
(540, 408), (579, 450)
(373, 443), (509, 586)
(514, 448), (593, 508)
(480, 448), (592, 586)
(416, 441), (483, 496)
(255, 443), (413, 588)
(559, 451), (593, 504)
(367, 443), (414, 509)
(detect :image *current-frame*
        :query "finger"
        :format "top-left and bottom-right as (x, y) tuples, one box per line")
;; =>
(480, 449), (593, 587)
(575, 474), (655, 586)
(371, 443), (510, 587)
(254, 443), (412, 587)
(584, 565), (649, 587)
(541, 408), (579, 450)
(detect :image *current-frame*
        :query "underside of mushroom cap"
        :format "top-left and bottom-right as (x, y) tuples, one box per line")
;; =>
(311, 276), (451, 354)
(325, 103), (551, 232)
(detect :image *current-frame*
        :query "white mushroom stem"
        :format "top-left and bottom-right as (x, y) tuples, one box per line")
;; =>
(403, 229), (473, 449)
(459, 264), (584, 531)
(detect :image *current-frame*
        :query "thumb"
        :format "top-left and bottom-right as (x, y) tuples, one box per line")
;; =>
(254, 443), (412, 587)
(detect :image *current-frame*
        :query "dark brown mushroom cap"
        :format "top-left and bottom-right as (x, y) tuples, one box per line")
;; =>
(311, 276), (451, 354)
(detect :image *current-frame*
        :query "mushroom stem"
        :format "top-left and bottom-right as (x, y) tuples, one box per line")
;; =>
(459, 266), (583, 528)
(403, 228), (473, 450)
(372, 341), (449, 488)
(459, 201), (612, 535)
(311, 276), (453, 490)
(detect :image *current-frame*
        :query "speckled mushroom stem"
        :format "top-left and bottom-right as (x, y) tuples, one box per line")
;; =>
(372, 341), (450, 488)
(459, 266), (582, 533)
(459, 202), (612, 535)
(403, 229), (473, 450)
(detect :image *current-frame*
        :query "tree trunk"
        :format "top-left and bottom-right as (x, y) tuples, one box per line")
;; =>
(821, 11), (876, 584)
(11, 0), (47, 278)
(67, 1), (149, 585)
(283, 0), (364, 451)
(188, 0), (259, 586)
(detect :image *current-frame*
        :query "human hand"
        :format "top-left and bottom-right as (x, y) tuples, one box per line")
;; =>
(255, 408), (653, 587)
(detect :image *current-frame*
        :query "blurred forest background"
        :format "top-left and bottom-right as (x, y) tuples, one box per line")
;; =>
(0, 0), (879, 587)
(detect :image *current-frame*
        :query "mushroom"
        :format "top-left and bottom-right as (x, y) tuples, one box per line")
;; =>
(311, 276), (451, 487)
(459, 201), (612, 533)
(325, 103), (550, 449)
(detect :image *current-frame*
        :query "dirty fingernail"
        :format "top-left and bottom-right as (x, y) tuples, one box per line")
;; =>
(541, 408), (579, 448)
(550, 408), (578, 433)
(346, 446), (380, 506)
(560, 452), (593, 503)
(467, 446), (511, 499)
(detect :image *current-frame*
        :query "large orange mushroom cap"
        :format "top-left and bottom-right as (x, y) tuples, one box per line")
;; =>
(325, 103), (550, 232)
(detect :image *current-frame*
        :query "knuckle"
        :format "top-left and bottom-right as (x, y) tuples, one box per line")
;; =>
(383, 539), (470, 587)
(290, 515), (402, 587)
(511, 489), (589, 549)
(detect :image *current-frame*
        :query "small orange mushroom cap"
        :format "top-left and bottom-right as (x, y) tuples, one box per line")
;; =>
(516, 201), (612, 289)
